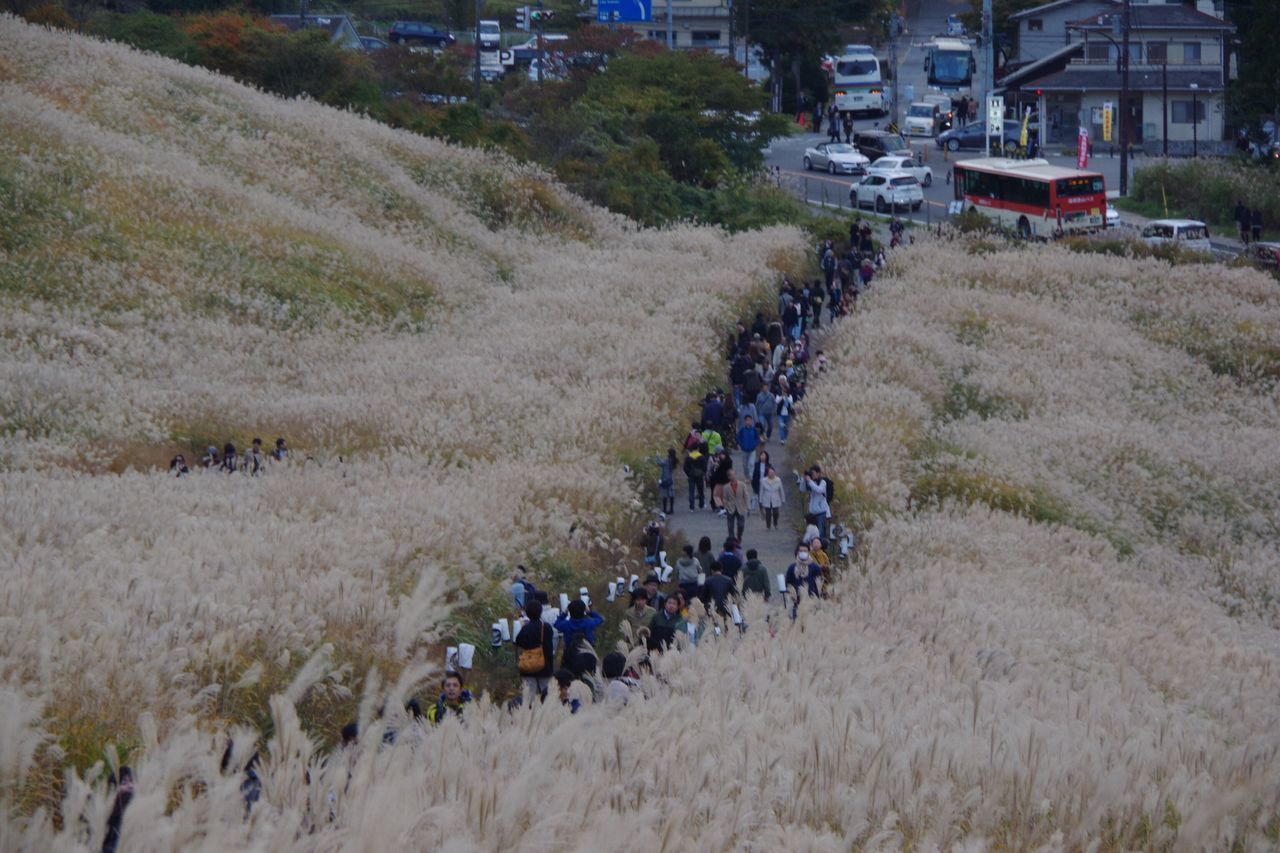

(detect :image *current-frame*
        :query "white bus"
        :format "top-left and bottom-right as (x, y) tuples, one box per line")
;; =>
(924, 37), (975, 92)
(829, 46), (885, 116)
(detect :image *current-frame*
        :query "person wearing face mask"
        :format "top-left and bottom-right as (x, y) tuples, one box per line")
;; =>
(786, 548), (821, 599)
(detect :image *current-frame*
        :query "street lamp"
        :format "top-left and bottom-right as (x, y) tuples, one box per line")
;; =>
(1189, 82), (1199, 157)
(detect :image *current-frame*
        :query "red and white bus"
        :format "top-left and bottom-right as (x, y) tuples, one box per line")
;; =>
(952, 158), (1106, 237)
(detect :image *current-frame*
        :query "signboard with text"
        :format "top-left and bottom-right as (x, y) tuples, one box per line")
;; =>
(596, 0), (651, 22)
(1102, 102), (1113, 143)
(986, 95), (1004, 138)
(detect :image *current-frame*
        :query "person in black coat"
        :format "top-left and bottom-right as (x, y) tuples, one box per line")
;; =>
(1251, 207), (1263, 243)
(515, 600), (556, 698)
(1234, 200), (1248, 243)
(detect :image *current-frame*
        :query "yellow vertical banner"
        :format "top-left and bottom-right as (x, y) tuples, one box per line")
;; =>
(1102, 102), (1113, 143)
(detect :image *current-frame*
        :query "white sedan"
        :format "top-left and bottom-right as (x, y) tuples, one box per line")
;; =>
(803, 142), (871, 175)
(866, 154), (933, 187)
(850, 172), (924, 213)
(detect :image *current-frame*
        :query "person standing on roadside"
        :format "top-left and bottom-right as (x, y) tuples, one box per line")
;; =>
(1235, 199), (1248, 243)
(1251, 207), (1263, 244)
(842, 111), (854, 144)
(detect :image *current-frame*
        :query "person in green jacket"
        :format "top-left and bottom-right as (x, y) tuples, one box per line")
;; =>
(740, 548), (772, 601)
(648, 594), (687, 650)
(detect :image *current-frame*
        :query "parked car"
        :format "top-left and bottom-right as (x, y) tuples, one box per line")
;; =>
(936, 120), (1021, 151)
(852, 129), (911, 162)
(1240, 241), (1280, 270)
(946, 14), (967, 36)
(388, 21), (456, 48)
(905, 102), (943, 137)
(360, 36), (388, 50)
(866, 154), (933, 187)
(1141, 219), (1211, 254)
(851, 172), (924, 213)
(803, 142), (871, 175)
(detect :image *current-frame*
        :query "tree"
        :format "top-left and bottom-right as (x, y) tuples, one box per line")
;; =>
(1227, 0), (1280, 132)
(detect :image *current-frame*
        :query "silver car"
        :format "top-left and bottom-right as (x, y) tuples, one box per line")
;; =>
(851, 172), (924, 213)
(803, 142), (871, 175)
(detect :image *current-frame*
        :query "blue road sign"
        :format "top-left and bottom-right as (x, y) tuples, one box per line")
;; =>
(596, 0), (651, 23)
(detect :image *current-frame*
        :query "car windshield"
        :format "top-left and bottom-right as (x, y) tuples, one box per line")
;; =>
(890, 176), (919, 186)
(836, 58), (878, 77)
(826, 144), (855, 154)
(909, 105), (933, 117)
(480, 22), (499, 32)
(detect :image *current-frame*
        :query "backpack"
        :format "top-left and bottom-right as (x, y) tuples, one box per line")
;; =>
(823, 477), (836, 508)
(517, 624), (547, 675)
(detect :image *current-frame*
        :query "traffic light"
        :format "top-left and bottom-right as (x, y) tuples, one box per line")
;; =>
(515, 6), (529, 31)
(530, 8), (554, 22)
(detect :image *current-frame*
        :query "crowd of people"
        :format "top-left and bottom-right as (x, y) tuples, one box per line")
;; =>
(168, 437), (289, 477)
(96, 220), (892, 848)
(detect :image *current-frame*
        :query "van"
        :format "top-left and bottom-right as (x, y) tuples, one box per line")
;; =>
(1141, 219), (1212, 255)
(478, 19), (501, 50)
(905, 102), (942, 137)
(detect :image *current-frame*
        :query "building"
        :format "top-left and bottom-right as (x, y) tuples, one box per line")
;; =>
(269, 15), (364, 51)
(998, 0), (1235, 153)
(595, 0), (732, 53)
(1009, 0), (1116, 66)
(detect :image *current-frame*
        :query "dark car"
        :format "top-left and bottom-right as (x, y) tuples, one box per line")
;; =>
(360, 36), (388, 50)
(852, 129), (910, 162)
(1240, 241), (1280, 271)
(387, 21), (456, 48)
(936, 120), (1023, 152)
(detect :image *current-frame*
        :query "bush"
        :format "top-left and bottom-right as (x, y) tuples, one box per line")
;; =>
(1131, 158), (1279, 232)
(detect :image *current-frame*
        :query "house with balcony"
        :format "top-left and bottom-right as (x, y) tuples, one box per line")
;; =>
(998, 0), (1234, 153)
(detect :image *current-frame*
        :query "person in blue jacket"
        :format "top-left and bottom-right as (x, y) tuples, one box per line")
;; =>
(554, 600), (604, 677)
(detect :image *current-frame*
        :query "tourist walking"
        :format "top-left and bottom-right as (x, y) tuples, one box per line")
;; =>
(758, 465), (785, 530)
(720, 469), (751, 541)
(655, 448), (678, 514)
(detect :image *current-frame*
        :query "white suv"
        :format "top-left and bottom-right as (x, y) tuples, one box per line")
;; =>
(1141, 219), (1211, 255)
(851, 173), (924, 213)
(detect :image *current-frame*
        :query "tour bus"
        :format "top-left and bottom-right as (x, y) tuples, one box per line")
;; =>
(830, 46), (886, 116)
(953, 158), (1106, 237)
(924, 37), (975, 92)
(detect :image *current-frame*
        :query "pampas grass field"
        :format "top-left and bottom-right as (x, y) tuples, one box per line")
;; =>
(3, 14), (1280, 851)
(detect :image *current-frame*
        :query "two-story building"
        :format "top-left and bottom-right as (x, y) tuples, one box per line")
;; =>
(595, 0), (733, 53)
(998, 0), (1235, 154)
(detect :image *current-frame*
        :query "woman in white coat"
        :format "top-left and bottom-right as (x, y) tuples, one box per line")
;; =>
(758, 465), (786, 530)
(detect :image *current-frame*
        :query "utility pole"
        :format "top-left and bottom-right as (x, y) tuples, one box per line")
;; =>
(1118, 0), (1129, 195)
(666, 0), (672, 50)
(982, 0), (993, 156)
(473, 0), (482, 102)
(1162, 61), (1168, 156)
(536, 0), (544, 85)
(1190, 82), (1199, 156)
(727, 0), (734, 63)
(889, 16), (900, 129)
(742, 0), (749, 79)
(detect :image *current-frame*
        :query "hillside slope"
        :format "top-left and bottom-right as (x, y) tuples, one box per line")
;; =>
(0, 11), (803, 807)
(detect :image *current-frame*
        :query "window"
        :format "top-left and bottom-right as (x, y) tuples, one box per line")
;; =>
(1028, 18), (1043, 31)
(1171, 100), (1206, 123)
(1182, 41), (1201, 64)
(691, 30), (720, 46)
(1147, 41), (1167, 63)
(1085, 41), (1111, 62)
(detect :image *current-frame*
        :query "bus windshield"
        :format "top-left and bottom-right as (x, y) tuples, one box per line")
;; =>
(930, 51), (972, 84)
(1055, 176), (1104, 197)
(836, 58), (878, 78)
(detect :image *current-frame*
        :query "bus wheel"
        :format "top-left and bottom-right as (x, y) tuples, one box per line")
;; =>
(1017, 216), (1032, 239)
(947, 138), (961, 152)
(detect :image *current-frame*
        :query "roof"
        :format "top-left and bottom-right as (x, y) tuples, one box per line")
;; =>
(1068, 5), (1234, 31)
(1030, 64), (1225, 93)
(1148, 218), (1207, 227)
(1010, 0), (1117, 22)
(957, 158), (1103, 179)
(996, 41), (1082, 92)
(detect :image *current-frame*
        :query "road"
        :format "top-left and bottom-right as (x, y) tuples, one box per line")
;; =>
(763, 0), (1130, 227)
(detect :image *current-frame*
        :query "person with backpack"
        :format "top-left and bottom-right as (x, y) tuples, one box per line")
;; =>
(515, 600), (555, 699)
(683, 446), (707, 511)
(741, 549), (772, 601)
(553, 600), (604, 679)
(426, 671), (472, 724)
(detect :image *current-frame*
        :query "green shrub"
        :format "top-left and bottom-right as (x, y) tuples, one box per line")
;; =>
(1130, 159), (1279, 233)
